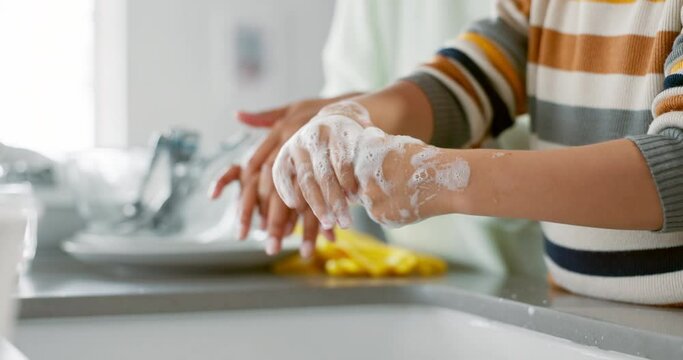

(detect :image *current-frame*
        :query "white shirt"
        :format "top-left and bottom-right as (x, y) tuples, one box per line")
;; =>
(321, 0), (491, 96)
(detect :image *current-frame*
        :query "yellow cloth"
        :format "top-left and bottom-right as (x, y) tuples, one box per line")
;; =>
(272, 228), (447, 278)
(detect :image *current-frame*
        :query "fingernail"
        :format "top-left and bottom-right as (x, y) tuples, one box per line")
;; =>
(338, 212), (352, 229)
(321, 213), (335, 230)
(266, 237), (279, 256)
(300, 241), (314, 259)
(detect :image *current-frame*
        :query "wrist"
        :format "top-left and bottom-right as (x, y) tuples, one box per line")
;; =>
(317, 100), (373, 127)
(440, 149), (517, 218)
(405, 146), (472, 219)
(431, 148), (476, 216)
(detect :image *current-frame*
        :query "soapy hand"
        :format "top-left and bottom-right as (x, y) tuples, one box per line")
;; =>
(272, 101), (372, 229)
(273, 101), (470, 228)
(353, 131), (470, 226)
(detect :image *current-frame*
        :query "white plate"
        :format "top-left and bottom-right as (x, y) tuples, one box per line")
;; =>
(62, 232), (299, 270)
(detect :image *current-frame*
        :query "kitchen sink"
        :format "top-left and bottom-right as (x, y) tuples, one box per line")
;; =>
(14, 304), (641, 360)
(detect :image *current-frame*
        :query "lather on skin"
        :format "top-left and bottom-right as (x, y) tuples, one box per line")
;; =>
(272, 83), (663, 236)
(216, 0), (683, 305)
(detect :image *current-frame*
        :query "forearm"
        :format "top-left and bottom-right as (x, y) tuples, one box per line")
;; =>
(350, 81), (434, 142)
(329, 92), (364, 103)
(443, 139), (663, 230)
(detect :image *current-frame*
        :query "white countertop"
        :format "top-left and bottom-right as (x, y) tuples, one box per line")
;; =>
(14, 251), (683, 359)
(1, 338), (27, 360)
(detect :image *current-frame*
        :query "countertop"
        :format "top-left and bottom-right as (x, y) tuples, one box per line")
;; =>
(1, 338), (27, 360)
(16, 252), (683, 359)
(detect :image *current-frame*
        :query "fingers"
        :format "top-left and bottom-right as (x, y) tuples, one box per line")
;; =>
(300, 209), (319, 258)
(307, 127), (351, 229)
(246, 132), (280, 175)
(292, 184), (330, 242)
(265, 193), (291, 256)
(291, 146), (335, 230)
(256, 152), (278, 224)
(210, 165), (241, 199)
(258, 152), (277, 198)
(237, 107), (287, 128)
(327, 122), (360, 198)
(271, 146), (299, 209)
(360, 177), (384, 225)
(238, 177), (259, 240)
(283, 211), (298, 237)
(313, 147), (351, 229)
(332, 159), (359, 199)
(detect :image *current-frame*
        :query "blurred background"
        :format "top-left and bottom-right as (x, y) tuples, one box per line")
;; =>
(0, 0), (342, 255)
(0, 0), (492, 254)
(0, 0), (336, 155)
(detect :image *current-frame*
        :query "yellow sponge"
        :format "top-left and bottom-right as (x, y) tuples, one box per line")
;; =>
(272, 227), (447, 277)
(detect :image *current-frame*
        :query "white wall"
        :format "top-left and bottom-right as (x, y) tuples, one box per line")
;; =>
(97, 0), (335, 150)
(0, 0), (95, 155)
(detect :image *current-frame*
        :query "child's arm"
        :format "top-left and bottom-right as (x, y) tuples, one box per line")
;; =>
(336, 0), (683, 232)
(273, 105), (664, 231)
(432, 141), (663, 231)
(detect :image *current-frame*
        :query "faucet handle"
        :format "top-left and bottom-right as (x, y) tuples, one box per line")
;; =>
(166, 129), (200, 163)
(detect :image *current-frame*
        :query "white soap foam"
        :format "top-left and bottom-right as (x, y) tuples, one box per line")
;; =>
(273, 101), (471, 228)
(435, 158), (470, 191)
(272, 148), (298, 209)
(406, 148), (470, 219)
(273, 112), (364, 211)
(354, 127), (422, 195)
(409, 147), (470, 191)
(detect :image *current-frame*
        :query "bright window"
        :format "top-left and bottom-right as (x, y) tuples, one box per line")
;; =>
(0, 0), (95, 157)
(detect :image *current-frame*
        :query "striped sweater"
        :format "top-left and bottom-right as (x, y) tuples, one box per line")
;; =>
(405, 0), (683, 305)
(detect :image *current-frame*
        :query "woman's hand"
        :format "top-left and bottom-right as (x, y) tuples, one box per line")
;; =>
(211, 163), (326, 258)
(211, 96), (358, 257)
(273, 101), (471, 228)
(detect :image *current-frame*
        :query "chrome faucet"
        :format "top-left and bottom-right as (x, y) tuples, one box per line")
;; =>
(109, 127), (256, 237)
(120, 128), (200, 235)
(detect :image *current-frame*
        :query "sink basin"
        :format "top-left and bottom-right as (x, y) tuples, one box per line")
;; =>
(14, 304), (641, 360)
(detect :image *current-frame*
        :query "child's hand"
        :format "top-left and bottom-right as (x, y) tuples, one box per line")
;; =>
(273, 101), (471, 228)
(272, 101), (372, 229)
(353, 134), (469, 227)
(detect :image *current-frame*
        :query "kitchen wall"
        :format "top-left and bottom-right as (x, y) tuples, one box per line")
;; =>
(97, 0), (335, 151)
